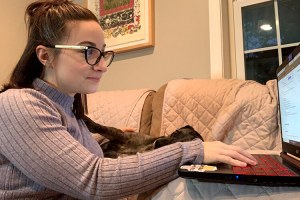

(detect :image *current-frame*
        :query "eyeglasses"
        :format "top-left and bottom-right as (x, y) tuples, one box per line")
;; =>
(46, 45), (115, 68)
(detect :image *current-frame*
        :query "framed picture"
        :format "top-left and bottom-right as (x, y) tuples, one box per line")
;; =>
(86, 0), (155, 53)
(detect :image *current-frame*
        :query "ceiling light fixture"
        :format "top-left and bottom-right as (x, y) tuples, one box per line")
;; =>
(260, 24), (272, 31)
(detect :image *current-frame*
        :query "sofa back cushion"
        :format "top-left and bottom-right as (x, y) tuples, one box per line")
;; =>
(149, 79), (281, 150)
(87, 89), (155, 135)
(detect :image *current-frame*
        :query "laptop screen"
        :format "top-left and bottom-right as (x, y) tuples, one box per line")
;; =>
(277, 44), (300, 157)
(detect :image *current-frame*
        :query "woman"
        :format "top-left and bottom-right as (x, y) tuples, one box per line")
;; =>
(0, 0), (256, 199)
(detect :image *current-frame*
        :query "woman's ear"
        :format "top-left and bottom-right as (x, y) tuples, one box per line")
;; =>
(36, 45), (50, 66)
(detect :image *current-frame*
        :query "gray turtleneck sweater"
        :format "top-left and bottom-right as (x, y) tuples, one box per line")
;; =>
(0, 79), (204, 200)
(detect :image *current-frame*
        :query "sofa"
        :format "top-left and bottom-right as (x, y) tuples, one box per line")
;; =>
(86, 78), (300, 199)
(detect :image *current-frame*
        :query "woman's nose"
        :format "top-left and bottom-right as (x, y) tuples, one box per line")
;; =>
(92, 59), (108, 72)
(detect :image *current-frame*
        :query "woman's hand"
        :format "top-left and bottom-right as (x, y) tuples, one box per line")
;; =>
(203, 141), (257, 167)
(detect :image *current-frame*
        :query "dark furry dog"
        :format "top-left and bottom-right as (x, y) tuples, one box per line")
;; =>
(83, 115), (203, 158)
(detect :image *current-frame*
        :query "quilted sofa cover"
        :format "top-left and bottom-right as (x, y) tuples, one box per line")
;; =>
(87, 88), (154, 132)
(150, 79), (280, 150)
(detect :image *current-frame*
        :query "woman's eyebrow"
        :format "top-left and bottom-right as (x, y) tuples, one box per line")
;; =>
(78, 41), (106, 50)
(78, 41), (96, 46)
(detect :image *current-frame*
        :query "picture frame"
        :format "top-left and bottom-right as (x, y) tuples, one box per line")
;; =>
(86, 0), (155, 53)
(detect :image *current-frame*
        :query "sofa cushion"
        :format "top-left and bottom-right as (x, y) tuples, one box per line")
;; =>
(150, 79), (280, 150)
(86, 89), (155, 135)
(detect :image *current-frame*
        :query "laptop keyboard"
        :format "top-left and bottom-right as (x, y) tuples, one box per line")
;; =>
(232, 155), (298, 176)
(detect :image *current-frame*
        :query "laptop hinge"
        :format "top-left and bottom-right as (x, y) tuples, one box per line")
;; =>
(281, 152), (300, 169)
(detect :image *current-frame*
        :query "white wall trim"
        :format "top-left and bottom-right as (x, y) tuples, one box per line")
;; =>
(228, 0), (237, 78)
(209, 0), (224, 79)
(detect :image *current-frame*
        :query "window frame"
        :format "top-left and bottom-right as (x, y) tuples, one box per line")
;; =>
(233, 0), (300, 80)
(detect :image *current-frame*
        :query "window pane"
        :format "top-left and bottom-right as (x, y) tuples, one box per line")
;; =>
(282, 46), (298, 62)
(278, 0), (300, 45)
(245, 50), (278, 84)
(242, 2), (277, 51)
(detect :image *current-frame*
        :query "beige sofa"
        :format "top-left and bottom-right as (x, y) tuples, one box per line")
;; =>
(87, 78), (281, 151)
(86, 78), (300, 199)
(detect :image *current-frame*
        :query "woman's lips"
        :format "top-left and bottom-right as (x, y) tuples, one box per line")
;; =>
(87, 77), (100, 82)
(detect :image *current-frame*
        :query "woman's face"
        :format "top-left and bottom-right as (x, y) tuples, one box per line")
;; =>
(45, 20), (107, 96)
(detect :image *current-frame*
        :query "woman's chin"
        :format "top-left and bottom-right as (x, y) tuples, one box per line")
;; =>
(84, 87), (98, 94)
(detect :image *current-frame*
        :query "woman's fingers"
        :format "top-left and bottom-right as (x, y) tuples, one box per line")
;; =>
(203, 141), (257, 167)
(218, 149), (256, 167)
(217, 154), (248, 167)
(222, 145), (257, 165)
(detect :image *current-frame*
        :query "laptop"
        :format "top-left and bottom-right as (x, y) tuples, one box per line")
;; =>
(178, 44), (300, 186)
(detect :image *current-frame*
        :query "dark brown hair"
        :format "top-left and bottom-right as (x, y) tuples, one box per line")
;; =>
(0, 0), (99, 118)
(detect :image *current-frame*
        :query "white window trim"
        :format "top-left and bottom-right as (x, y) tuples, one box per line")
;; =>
(233, 0), (273, 80)
(213, 0), (300, 80)
(209, 0), (237, 79)
(209, 0), (224, 79)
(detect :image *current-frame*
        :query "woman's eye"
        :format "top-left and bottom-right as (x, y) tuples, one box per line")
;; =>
(86, 49), (96, 57)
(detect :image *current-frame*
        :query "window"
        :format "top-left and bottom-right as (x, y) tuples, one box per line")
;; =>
(234, 0), (300, 84)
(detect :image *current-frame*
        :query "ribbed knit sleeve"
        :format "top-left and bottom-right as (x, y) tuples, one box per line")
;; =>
(0, 87), (203, 200)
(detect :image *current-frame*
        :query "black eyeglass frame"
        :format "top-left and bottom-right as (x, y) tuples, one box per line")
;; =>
(46, 44), (115, 67)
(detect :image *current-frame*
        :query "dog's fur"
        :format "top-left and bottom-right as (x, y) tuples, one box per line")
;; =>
(83, 115), (203, 158)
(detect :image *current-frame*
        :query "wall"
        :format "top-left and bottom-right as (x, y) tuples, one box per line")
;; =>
(0, 0), (211, 91)
(0, 0), (34, 87)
